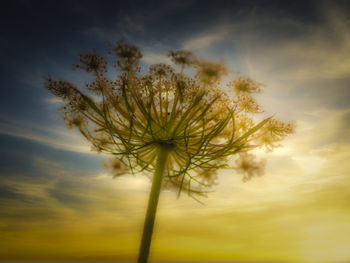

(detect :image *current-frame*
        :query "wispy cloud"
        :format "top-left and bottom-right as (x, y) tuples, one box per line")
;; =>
(141, 49), (172, 65)
(0, 115), (95, 155)
(241, 7), (350, 80)
(182, 30), (227, 50)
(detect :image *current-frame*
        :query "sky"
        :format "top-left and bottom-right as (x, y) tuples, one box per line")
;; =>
(1, 0), (350, 262)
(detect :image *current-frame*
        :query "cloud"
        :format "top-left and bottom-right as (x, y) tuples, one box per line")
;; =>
(0, 184), (30, 202)
(0, 115), (96, 155)
(182, 30), (227, 50)
(44, 97), (63, 104)
(242, 6), (350, 81)
(174, 4), (350, 83)
(141, 49), (172, 65)
(46, 187), (89, 208)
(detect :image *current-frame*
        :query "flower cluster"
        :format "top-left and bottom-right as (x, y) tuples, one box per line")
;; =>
(45, 77), (77, 99)
(255, 119), (296, 152)
(103, 157), (129, 178)
(149, 63), (174, 79)
(74, 51), (107, 76)
(45, 40), (294, 197)
(168, 50), (196, 69)
(234, 153), (266, 182)
(194, 59), (228, 85)
(236, 94), (262, 113)
(108, 39), (142, 71)
(227, 76), (263, 95)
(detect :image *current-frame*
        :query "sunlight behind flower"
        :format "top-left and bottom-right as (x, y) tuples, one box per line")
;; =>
(1, 1), (350, 263)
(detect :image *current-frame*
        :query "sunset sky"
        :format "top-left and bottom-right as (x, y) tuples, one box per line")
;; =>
(1, 1), (350, 262)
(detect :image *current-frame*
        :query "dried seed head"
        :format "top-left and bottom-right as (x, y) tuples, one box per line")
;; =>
(228, 76), (263, 95)
(149, 63), (174, 79)
(235, 153), (266, 182)
(236, 94), (263, 113)
(103, 157), (129, 178)
(194, 59), (228, 85)
(168, 50), (196, 68)
(74, 51), (107, 76)
(109, 39), (142, 71)
(197, 168), (218, 185)
(45, 77), (77, 100)
(45, 40), (294, 197)
(255, 119), (296, 152)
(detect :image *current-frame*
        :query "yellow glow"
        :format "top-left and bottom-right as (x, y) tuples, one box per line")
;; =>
(2, 4), (350, 262)
(1, 123), (350, 261)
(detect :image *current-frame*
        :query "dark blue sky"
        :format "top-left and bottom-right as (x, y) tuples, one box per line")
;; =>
(1, 0), (344, 121)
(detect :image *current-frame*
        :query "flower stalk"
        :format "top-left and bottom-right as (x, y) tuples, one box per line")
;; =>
(138, 145), (170, 263)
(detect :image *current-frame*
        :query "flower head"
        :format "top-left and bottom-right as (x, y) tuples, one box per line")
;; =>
(168, 50), (196, 69)
(109, 39), (142, 71)
(149, 63), (174, 79)
(194, 59), (228, 85)
(255, 118), (296, 152)
(45, 77), (77, 100)
(236, 94), (263, 113)
(74, 51), (107, 76)
(103, 157), (129, 178)
(235, 153), (266, 182)
(45, 40), (294, 197)
(228, 76), (263, 95)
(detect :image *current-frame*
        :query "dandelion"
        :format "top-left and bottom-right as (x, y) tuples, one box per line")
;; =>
(45, 39), (294, 263)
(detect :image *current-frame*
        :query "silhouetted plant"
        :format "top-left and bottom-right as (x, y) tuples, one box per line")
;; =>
(45, 40), (294, 263)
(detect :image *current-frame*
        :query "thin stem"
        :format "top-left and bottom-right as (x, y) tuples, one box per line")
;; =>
(138, 146), (170, 263)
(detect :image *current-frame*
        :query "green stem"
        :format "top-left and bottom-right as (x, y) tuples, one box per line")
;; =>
(138, 146), (169, 263)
